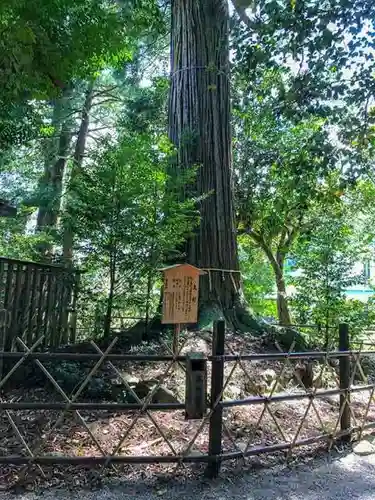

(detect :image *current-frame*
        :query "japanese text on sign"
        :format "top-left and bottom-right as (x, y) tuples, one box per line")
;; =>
(161, 267), (200, 324)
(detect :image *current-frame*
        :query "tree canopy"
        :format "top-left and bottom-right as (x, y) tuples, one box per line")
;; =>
(1, 0), (375, 342)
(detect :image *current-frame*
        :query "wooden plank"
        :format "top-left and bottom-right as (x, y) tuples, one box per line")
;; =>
(185, 352), (207, 419)
(42, 270), (54, 347)
(68, 272), (79, 344)
(339, 323), (351, 441)
(56, 275), (68, 345)
(0, 258), (79, 350)
(3, 262), (13, 310)
(0, 309), (8, 380)
(0, 260), (5, 309)
(26, 266), (38, 346)
(3, 262), (14, 350)
(57, 270), (71, 345)
(161, 266), (200, 324)
(206, 320), (225, 478)
(20, 265), (33, 341)
(47, 273), (59, 347)
(57, 279), (67, 344)
(9, 263), (24, 349)
(35, 267), (47, 345)
(0, 255), (68, 270)
(53, 279), (61, 346)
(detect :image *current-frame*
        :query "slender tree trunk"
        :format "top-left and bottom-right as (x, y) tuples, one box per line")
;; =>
(62, 81), (95, 266)
(37, 131), (71, 230)
(104, 245), (117, 340)
(275, 270), (292, 326)
(250, 233), (292, 326)
(168, 0), (260, 331)
(36, 89), (73, 259)
(275, 250), (292, 326)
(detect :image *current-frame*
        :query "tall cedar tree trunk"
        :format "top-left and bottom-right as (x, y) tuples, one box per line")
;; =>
(168, 0), (261, 331)
(36, 89), (73, 259)
(63, 82), (94, 266)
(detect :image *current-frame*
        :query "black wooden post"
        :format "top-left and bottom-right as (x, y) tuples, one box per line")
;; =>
(206, 320), (225, 478)
(339, 322), (351, 441)
(185, 352), (207, 419)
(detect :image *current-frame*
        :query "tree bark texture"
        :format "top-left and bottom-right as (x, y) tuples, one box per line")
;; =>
(275, 248), (292, 326)
(169, 0), (251, 327)
(275, 271), (292, 326)
(103, 244), (117, 340)
(249, 230), (292, 326)
(63, 82), (94, 266)
(36, 89), (73, 259)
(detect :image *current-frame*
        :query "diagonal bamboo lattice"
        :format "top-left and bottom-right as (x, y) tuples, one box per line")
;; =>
(0, 333), (209, 485)
(219, 330), (375, 462)
(0, 322), (375, 485)
(221, 338), (298, 458)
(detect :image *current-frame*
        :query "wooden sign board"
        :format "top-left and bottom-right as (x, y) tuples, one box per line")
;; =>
(160, 264), (205, 324)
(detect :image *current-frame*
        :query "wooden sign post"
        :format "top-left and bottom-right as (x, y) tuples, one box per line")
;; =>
(160, 264), (205, 354)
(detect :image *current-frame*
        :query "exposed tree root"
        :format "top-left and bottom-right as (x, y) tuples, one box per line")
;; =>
(137, 297), (306, 352)
(197, 300), (264, 333)
(197, 300), (307, 351)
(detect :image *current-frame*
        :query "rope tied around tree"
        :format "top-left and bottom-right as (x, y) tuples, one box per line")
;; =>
(201, 268), (242, 293)
(169, 65), (230, 81)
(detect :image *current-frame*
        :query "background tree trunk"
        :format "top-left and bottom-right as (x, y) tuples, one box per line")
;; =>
(62, 82), (94, 266)
(249, 232), (292, 326)
(275, 272), (292, 326)
(104, 244), (117, 340)
(168, 0), (261, 331)
(275, 250), (292, 326)
(36, 89), (73, 259)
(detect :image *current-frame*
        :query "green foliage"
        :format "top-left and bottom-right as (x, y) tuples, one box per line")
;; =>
(0, 205), (50, 260)
(232, 0), (375, 325)
(233, 67), (342, 324)
(290, 198), (371, 341)
(2, 0), (375, 344)
(238, 235), (277, 318)
(0, 2), (171, 337)
(0, 0), (162, 101)
(0, 0), (165, 153)
(234, 67), (338, 240)
(0, 102), (43, 152)
(122, 76), (169, 134)
(339, 299), (375, 337)
(231, 0), (375, 179)
(69, 132), (198, 260)
(66, 131), (199, 333)
(232, 0), (375, 105)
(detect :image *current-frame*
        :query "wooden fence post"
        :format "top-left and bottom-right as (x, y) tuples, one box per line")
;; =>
(185, 352), (207, 419)
(0, 309), (8, 381)
(339, 322), (351, 441)
(206, 320), (225, 478)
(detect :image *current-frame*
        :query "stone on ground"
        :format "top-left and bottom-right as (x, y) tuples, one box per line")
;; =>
(353, 439), (375, 456)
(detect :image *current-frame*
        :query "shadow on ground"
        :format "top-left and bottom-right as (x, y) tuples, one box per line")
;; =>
(3, 449), (375, 500)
